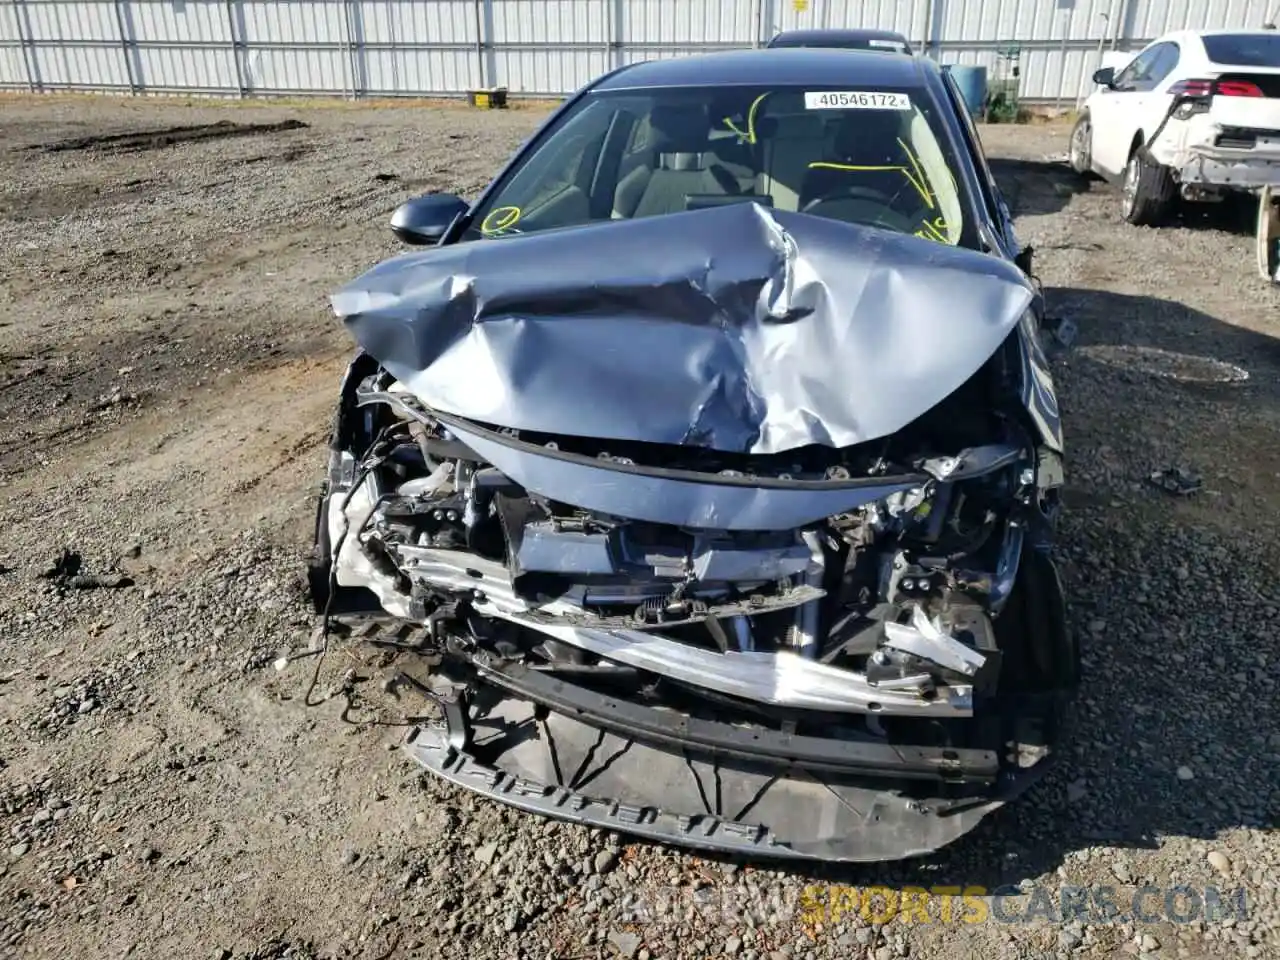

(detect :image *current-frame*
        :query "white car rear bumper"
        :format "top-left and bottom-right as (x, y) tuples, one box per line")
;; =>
(1152, 114), (1280, 190)
(1176, 149), (1280, 189)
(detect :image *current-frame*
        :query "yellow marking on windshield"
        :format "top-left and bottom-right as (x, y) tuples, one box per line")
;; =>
(723, 93), (771, 144)
(914, 216), (951, 243)
(896, 137), (936, 209)
(806, 161), (932, 209)
(808, 161), (905, 173)
(481, 205), (521, 234)
(916, 219), (944, 241)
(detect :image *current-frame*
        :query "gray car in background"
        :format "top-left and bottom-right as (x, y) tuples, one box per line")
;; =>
(766, 28), (914, 55)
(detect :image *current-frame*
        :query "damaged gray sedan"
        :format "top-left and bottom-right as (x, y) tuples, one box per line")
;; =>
(309, 48), (1078, 861)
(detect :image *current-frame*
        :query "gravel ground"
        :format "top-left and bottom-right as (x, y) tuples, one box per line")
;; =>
(0, 95), (1278, 960)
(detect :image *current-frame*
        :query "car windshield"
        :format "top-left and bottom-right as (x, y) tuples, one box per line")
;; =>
(1203, 33), (1280, 67)
(462, 83), (969, 247)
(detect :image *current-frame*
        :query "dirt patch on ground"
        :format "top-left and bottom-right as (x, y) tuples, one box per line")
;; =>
(1, 98), (1278, 960)
(27, 118), (310, 154)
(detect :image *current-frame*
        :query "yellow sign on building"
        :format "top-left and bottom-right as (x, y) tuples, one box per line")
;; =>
(793, 0), (809, 11)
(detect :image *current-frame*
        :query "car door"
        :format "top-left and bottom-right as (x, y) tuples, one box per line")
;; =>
(1091, 42), (1178, 176)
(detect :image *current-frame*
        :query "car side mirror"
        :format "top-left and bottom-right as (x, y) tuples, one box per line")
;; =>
(1091, 67), (1116, 88)
(390, 193), (469, 245)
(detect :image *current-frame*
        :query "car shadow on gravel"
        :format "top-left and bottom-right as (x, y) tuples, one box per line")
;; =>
(688, 287), (1280, 891)
(991, 155), (1262, 242)
(1168, 194), (1262, 237)
(988, 158), (1092, 218)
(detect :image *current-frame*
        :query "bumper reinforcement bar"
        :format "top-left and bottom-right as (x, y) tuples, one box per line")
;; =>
(473, 657), (999, 783)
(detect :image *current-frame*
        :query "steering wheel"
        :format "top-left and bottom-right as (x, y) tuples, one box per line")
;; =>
(801, 184), (898, 212)
(801, 185), (918, 234)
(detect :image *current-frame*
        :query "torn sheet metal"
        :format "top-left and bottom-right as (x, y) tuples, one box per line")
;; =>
(919, 443), (1025, 481)
(882, 605), (986, 678)
(331, 202), (1035, 456)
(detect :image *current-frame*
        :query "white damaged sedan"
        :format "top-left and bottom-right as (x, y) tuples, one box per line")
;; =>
(1072, 28), (1280, 227)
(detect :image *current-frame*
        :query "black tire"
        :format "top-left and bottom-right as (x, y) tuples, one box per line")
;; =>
(994, 549), (1078, 696)
(1121, 146), (1177, 226)
(1068, 111), (1095, 178)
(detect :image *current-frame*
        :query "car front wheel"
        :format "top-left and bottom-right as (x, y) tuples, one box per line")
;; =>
(1121, 147), (1176, 226)
(1069, 112), (1094, 177)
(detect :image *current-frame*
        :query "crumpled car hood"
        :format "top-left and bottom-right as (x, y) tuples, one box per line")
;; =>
(331, 202), (1034, 455)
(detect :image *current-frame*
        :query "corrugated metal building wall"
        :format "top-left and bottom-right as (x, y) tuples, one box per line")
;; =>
(1, 0), (1276, 103)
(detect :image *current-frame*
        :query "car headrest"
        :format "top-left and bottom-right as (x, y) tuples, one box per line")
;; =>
(756, 112), (825, 142)
(832, 111), (907, 161)
(650, 104), (712, 154)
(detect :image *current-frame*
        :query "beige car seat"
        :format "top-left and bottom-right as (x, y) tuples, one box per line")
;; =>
(612, 104), (740, 219)
(753, 112), (828, 212)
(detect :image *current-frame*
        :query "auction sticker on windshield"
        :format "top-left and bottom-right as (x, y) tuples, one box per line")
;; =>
(805, 91), (912, 110)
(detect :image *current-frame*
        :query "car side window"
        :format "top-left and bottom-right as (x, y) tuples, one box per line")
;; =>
(467, 101), (616, 236)
(522, 128), (599, 206)
(1112, 48), (1153, 89)
(1150, 43), (1181, 87)
(1114, 43), (1172, 92)
(939, 72), (1002, 226)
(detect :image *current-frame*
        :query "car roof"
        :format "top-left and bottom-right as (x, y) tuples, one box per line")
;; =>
(769, 28), (911, 45)
(1149, 27), (1278, 46)
(1190, 28), (1280, 37)
(594, 47), (930, 92)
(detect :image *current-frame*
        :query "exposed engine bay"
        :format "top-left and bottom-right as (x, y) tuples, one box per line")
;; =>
(310, 203), (1078, 861)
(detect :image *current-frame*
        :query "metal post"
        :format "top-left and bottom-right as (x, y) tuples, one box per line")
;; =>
(758, 0), (776, 47)
(482, 0), (496, 93)
(616, 0), (626, 67)
(112, 0), (138, 95)
(13, 0), (37, 93)
(606, 0), (617, 69)
(1110, 0), (1128, 50)
(223, 0), (247, 97)
(1083, 1), (1118, 110)
(339, 0), (353, 100)
(472, 0), (485, 89)
(1054, 5), (1070, 109)
(1096, 1), (1116, 66)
